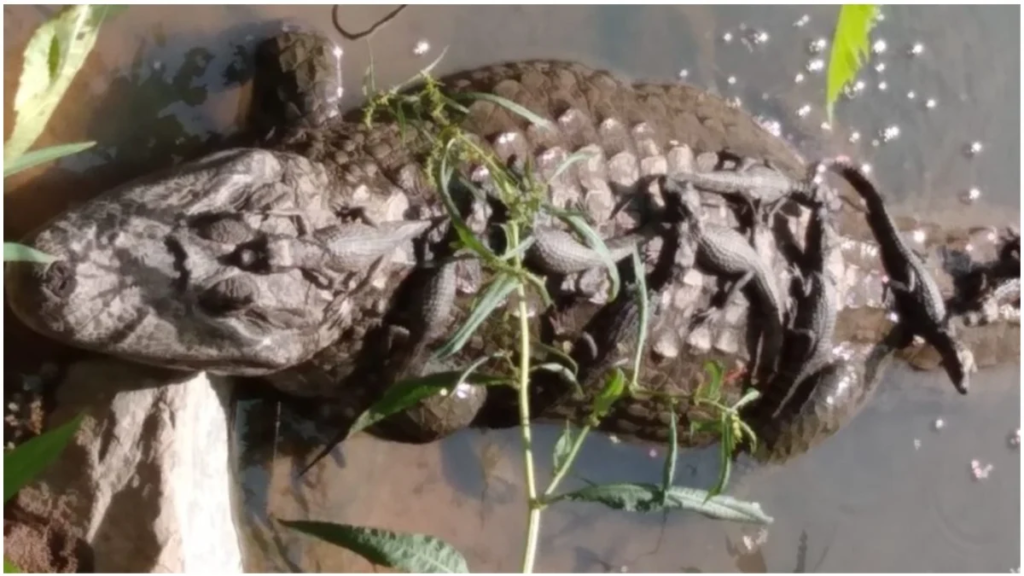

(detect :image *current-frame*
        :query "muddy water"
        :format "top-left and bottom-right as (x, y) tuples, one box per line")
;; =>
(3, 4), (1020, 572)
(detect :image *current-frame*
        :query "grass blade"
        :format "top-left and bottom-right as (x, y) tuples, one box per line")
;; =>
(707, 416), (734, 501)
(454, 91), (554, 129)
(548, 207), (622, 300)
(348, 370), (503, 437)
(3, 242), (57, 264)
(433, 273), (518, 360)
(4, 413), (84, 503)
(4, 141), (94, 178)
(279, 520), (469, 573)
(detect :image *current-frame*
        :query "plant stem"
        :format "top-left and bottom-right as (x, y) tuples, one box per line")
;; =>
(543, 425), (591, 498)
(510, 222), (541, 574)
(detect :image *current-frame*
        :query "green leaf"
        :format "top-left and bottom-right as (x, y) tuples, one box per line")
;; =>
(552, 421), (576, 473)
(4, 141), (95, 178)
(4, 413), (84, 503)
(732, 388), (762, 411)
(433, 273), (518, 360)
(348, 370), (502, 437)
(659, 402), (679, 502)
(825, 5), (881, 121)
(4, 557), (22, 573)
(700, 360), (724, 403)
(435, 150), (495, 262)
(3, 242), (57, 264)
(553, 483), (772, 524)
(454, 91), (555, 130)
(591, 368), (626, 422)
(6, 6), (115, 163)
(548, 208), (622, 301)
(547, 149), (598, 184)
(530, 339), (578, 377)
(279, 520), (469, 573)
(708, 417), (734, 501)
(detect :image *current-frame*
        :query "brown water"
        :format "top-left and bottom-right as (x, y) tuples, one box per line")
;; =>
(3, 5), (1020, 572)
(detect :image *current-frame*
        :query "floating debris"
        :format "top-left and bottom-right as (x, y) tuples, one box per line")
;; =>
(907, 90), (917, 100)
(965, 141), (984, 157)
(413, 39), (430, 56)
(872, 39), (888, 55)
(880, 125), (901, 142)
(796, 104), (812, 118)
(794, 72), (805, 84)
(933, 418), (945, 430)
(722, 31), (734, 43)
(908, 42), (925, 57)
(878, 80), (888, 91)
(970, 459), (994, 481)
(727, 75), (737, 85)
(875, 61), (887, 73)
(849, 131), (861, 143)
(886, 311), (899, 323)
(741, 528), (770, 552)
(808, 37), (828, 54)
(794, 14), (811, 28)
(820, 121), (832, 132)
(806, 58), (825, 73)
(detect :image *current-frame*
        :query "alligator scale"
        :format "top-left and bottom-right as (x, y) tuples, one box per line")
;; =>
(5, 30), (1020, 469)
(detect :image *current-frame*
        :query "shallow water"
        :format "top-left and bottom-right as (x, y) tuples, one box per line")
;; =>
(3, 4), (1020, 572)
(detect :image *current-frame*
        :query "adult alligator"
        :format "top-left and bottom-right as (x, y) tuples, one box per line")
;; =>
(5, 30), (1019, 468)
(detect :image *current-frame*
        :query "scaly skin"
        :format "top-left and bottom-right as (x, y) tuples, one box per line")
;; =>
(5, 31), (1020, 466)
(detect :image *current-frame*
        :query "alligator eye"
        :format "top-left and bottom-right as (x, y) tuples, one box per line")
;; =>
(224, 237), (271, 273)
(199, 276), (256, 316)
(42, 261), (76, 300)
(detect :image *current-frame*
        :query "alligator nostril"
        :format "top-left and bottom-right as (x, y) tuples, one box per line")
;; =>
(42, 261), (75, 299)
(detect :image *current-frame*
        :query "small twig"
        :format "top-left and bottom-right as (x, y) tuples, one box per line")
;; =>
(332, 4), (408, 41)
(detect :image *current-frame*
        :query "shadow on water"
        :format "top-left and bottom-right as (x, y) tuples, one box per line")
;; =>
(3, 4), (1020, 573)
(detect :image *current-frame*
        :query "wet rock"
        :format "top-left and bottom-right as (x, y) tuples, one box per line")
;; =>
(8, 359), (242, 573)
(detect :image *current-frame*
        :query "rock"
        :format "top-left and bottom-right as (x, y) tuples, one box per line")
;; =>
(8, 359), (242, 573)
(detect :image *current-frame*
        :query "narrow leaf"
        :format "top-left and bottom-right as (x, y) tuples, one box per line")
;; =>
(628, 247), (649, 388)
(708, 417), (734, 501)
(547, 149), (598, 185)
(552, 421), (575, 472)
(702, 360), (724, 403)
(531, 339), (578, 377)
(548, 208), (622, 300)
(4, 413), (84, 503)
(279, 520), (469, 573)
(825, 5), (881, 121)
(454, 91), (554, 130)
(348, 371), (502, 437)
(4, 141), (94, 178)
(4, 557), (21, 573)
(3, 243), (57, 264)
(433, 273), (518, 360)
(591, 368), (626, 422)
(732, 388), (762, 411)
(553, 483), (772, 524)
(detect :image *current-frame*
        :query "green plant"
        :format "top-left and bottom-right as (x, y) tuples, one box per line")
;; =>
(825, 4), (882, 121)
(3, 414), (85, 573)
(280, 51), (772, 574)
(4, 4), (123, 263)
